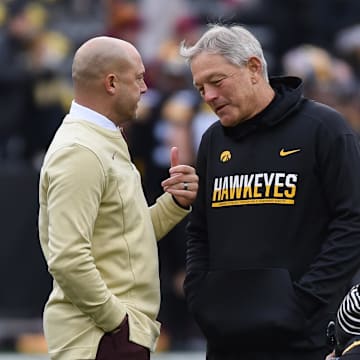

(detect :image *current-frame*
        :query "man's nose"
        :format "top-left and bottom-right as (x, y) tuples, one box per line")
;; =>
(203, 85), (218, 102)
(140, 80), (147, 94)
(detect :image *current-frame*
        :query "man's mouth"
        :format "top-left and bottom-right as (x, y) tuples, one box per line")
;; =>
(215, 104), (227, 114)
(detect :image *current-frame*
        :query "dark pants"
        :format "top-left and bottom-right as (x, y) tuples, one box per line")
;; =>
(206, 347), (328, 360)
(95, 317), (150, 360)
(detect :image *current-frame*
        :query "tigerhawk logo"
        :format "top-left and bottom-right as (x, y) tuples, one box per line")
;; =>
(220, 150), (231, 162)
(212, 172), (298, 207)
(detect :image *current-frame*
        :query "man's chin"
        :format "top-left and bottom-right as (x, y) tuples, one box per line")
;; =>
(219, 116), (235, 127)
(124, 111), (137, 123)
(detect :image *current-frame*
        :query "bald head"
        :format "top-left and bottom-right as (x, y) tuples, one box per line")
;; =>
(71, 36), (147, 126)
(72, 36), (140, 92)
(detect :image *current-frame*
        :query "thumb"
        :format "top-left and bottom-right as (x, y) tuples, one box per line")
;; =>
(170, 146), (179, 167)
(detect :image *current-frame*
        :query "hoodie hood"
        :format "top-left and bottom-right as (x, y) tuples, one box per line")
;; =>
(223, 76), (304, 140)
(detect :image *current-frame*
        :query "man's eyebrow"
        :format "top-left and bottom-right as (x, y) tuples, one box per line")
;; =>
(193, 73), (228, 87)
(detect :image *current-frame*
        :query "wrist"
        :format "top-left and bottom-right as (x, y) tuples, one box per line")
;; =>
(172, 195), (190, 210)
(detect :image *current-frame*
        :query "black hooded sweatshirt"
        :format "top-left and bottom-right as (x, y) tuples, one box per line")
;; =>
(185, 76), (360, 352)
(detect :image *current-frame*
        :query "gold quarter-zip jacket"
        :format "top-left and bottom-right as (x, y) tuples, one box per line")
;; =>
(39, 116), (190, 359)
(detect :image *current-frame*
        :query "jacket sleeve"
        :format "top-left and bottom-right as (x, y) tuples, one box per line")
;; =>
(43, 145), (126, 332)
(184, 135), (210, 311)
(150, 192), (190, 241)
(294, 115), (360, 318)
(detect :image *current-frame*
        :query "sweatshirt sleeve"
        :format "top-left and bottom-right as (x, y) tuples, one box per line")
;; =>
(295, 121), (360, 317)
(43, 144), (126, 332)
(150, 192), (190, 241)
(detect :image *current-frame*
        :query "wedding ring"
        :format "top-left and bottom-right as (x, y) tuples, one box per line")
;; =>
(183, 182), (189, 191)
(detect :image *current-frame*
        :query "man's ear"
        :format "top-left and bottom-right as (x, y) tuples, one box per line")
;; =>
(105, 73), (117, 94)
(247, 56), (262, 77)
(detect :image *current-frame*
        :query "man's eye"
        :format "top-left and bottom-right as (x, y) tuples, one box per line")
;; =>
(197, 87), (204, 96)
(211, 79), (223, 86)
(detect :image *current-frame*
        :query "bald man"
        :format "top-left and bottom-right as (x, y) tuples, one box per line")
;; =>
(38, 36), (198, 360)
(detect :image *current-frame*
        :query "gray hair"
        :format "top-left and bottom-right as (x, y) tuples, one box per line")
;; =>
(180, 24), (269, 81)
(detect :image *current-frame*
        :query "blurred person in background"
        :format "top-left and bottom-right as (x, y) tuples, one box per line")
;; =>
(38, 36), (198, 360)
(326, 284), (360, 359)
(138, 0), (192, 63)
(103, 0), (143, 46)
(180, 23), (360, 360)
(0, 0), (37, 162)
(0, 0), (72, 167)
(282, 44), (360, 136)
(335, 24), (360, 80)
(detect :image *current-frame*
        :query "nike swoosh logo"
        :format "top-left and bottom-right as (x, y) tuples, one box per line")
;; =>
(279, 148), (301, 157)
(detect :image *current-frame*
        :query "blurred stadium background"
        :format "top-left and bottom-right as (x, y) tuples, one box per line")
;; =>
(0, 354), (205, 359)
(1, 0), (360, 357)
(0, 353), (205, 360)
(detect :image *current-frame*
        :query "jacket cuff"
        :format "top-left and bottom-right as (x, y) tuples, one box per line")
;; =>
(92, 294), (127, 332)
